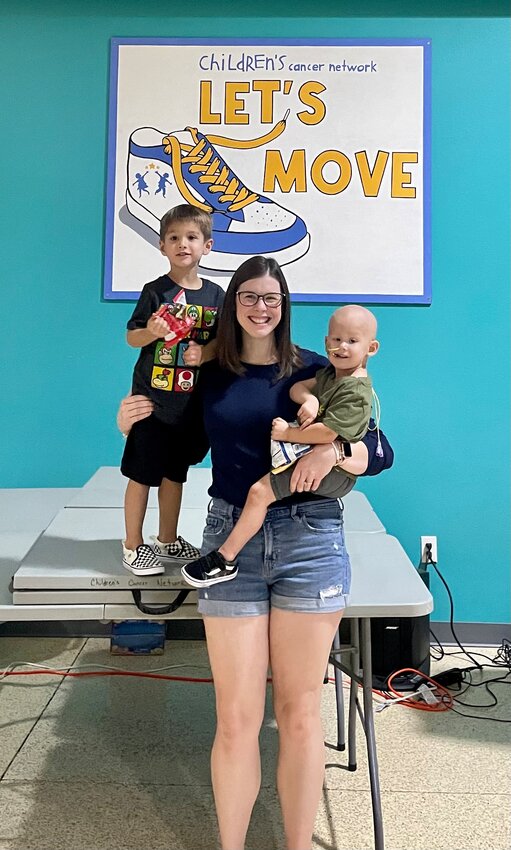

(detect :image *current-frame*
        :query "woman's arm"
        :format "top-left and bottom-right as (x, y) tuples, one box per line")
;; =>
(289, 426), (393, 492)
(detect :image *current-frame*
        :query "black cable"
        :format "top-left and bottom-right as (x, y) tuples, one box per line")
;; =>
(452, 669), (511, 714)
(429, 627), (444, 660)
(449, 706), (511, 723)
(493, 638), (511, 667)
(423, 548), (510, 721)
(424, 548), (483, 670)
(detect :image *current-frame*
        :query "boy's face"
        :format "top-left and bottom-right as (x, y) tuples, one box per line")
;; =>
(160, 220), (213, 271)
(325, 308), (379, 372)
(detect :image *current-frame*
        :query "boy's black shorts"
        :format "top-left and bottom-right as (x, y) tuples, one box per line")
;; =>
(121, 414), (209, 487)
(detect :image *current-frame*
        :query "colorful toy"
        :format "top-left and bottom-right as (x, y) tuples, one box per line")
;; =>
(155, 303), (196, 344)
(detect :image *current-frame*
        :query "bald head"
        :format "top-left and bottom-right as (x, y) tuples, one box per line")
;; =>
(328, 305), (377, 339)
(326, 305), (379, 370)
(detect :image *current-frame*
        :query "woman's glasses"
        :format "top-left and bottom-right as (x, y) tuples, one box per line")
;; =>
(236, 291), (285, 308)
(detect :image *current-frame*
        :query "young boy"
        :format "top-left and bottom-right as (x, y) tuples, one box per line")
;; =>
(121, 204), (224, 575)
(181, 304), (379, 587)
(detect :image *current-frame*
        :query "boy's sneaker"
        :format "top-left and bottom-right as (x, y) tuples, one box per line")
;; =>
(151, 535), (201, 562)
(122, 543), (165, 576)
(181, 550), (238, 588)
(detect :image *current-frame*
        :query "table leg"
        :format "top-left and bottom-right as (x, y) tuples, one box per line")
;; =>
(332, 628), (346, 750)
(361, 617), (384, 850)
(348, 618), (359, 771)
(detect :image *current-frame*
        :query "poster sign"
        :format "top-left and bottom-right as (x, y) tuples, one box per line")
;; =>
(104, 38), (430, 302)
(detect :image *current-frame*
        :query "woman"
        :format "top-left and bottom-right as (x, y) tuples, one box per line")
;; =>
(117, 256), (392, 850)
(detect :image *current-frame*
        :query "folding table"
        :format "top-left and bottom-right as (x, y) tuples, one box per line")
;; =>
(0, 468), (432, 850)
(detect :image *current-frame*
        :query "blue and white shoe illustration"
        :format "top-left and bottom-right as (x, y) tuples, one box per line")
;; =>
(125, 117), (310, 270)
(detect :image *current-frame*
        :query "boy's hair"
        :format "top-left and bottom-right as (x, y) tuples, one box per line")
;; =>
(216, 255), (302, 380)
(159, 204), (213, 241)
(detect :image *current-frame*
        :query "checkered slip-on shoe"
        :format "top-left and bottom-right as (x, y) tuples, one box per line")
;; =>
(122, 543), (165, 576)
(181, 550), (238, 588)
(151, 535), (201, 562)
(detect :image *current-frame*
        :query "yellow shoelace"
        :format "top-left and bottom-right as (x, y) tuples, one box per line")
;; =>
(162, 112), (289, 213)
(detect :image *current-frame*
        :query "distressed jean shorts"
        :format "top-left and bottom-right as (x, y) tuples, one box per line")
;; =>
(197, 497), (351, 617)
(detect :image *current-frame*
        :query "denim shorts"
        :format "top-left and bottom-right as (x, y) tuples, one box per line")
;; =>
(197, 497), (351, 617)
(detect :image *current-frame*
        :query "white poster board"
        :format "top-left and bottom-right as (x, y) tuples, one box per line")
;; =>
(104, 38), (431, 303)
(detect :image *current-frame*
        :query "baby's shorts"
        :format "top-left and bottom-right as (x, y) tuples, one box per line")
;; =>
(270, 465), (355, 502)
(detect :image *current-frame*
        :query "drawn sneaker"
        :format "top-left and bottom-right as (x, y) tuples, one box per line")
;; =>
(122, 542), (165, 576)
(126, 117), (310, 270)
(181, 550), (238, 588)
(151, 535), (201, 562)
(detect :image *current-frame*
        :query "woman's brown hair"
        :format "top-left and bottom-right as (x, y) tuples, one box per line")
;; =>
(216, 256), (302, 379)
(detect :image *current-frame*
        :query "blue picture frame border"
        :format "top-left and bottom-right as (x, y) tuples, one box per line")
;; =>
(103, 37), (431, 305)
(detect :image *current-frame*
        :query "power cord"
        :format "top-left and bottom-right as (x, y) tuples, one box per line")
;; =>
(423, 543), (482, 669)
(422, 544), (511, 723)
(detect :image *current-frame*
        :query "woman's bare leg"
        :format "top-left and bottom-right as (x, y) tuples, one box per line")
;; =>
(204, 614), (270, 850)
(270, 608), (343, 850)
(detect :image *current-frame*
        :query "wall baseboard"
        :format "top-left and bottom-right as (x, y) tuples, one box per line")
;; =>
(0, 619), (507, 645)
(430, 621), (510, 646)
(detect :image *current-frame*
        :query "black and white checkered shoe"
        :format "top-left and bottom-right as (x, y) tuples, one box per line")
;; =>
(181, 550), (238, 588)
(151, 535), (201, 562)
(122, 543), (165, 576)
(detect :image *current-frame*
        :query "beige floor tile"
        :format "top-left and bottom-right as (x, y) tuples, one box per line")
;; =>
(313, 789), (511, 850)
(322, 646), (511, 795)
(0, 638), (509, 850)
(0, 638), (86, 776)
(0, 780), (289, 850)
(1, 638), (279, 789)
(0, 780), (219, 850)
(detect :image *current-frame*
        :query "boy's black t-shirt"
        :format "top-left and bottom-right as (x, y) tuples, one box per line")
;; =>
(127, 275), (224, 425)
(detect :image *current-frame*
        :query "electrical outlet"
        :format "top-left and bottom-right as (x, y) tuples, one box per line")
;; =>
(420, 535), (438, 563)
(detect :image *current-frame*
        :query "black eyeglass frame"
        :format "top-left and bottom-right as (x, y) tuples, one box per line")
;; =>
(236, 291), (286, 307)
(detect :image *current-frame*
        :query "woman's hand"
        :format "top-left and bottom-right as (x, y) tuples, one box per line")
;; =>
(290, 444), (336, 493)
(117, 394), (154, 436)
(289, 441), (370, 492)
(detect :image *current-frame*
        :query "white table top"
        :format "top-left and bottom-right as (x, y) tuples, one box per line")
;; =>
(66, 466), (385, 533)
(1, 468), (431, 622)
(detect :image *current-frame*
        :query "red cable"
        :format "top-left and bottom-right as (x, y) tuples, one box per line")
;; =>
(0, 669), (274, 684)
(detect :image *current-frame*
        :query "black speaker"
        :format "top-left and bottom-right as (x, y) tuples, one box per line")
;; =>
(370, 565), (430, 690)
(337, 566), (431, 690)
(370, 613), (430, 689)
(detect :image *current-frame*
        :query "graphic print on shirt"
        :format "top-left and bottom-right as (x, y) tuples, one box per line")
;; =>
(152, 367), (174, 390)
(155, 340), (176, 366)
(150, 304), (218, 393)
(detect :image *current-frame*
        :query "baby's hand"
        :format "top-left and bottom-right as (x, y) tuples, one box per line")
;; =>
(297, 397), (319, 429)
(271, 417), (289, 441)
(147, 314), (170, 339)
(183, 340), (203, 367)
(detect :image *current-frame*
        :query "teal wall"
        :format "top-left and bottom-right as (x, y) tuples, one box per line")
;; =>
(1, 2), (509, 625)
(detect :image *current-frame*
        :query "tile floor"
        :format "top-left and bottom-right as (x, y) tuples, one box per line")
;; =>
(0, 636), (509, 850)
